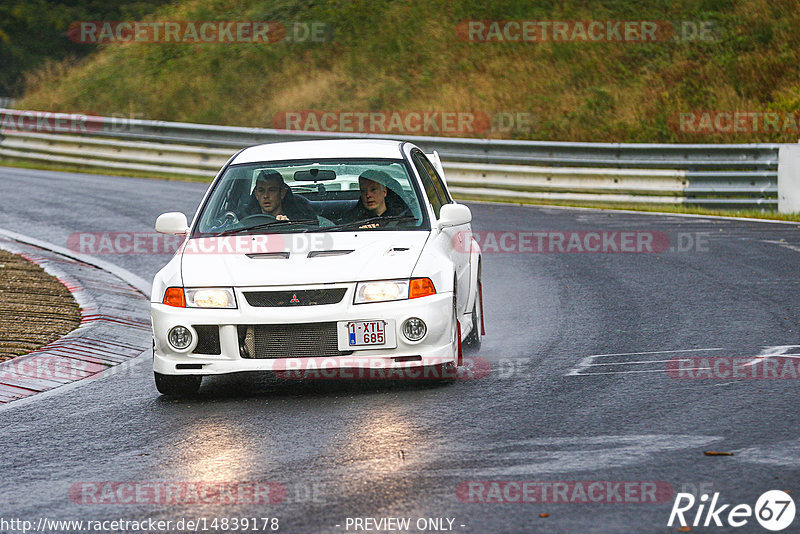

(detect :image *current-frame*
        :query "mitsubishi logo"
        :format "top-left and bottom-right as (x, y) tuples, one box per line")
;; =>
(290, 293), (301, 304)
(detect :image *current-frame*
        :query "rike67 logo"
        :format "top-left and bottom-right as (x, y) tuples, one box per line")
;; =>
(668, 490), (795, 531)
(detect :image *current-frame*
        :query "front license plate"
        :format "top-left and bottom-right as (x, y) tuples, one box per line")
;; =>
(337, 320), (397, 350)
(348, 320), (385, 346)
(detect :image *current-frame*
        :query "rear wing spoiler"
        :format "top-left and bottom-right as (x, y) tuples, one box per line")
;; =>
(424, 150), (447, 186)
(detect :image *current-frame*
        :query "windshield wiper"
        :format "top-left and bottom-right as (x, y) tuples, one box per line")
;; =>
(216, 218), (319, 236)
(308, 215), (418, 233)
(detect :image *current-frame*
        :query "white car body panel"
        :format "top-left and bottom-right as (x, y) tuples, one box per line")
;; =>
(150, 139), (482, 384)
(178, 232), (428, 287)
(234, 139), (404, 164)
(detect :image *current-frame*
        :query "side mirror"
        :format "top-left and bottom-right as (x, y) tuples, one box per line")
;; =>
(155, 212), (189, 235)
(438, 204), (472, 227)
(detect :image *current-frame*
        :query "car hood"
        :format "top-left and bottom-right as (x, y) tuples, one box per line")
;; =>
(179, 231), (429, 287)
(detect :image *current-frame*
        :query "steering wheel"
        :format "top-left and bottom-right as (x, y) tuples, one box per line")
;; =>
(239, 213), (278, 225)
(207, 211), (240, 232)
(220, 211), (239, 224)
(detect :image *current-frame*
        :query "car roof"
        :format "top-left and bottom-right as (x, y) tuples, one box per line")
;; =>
(232, 139), (406, 165)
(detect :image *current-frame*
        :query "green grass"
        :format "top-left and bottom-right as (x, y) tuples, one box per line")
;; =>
(14, 0), (800, 144)
(9, 0), (800, 220)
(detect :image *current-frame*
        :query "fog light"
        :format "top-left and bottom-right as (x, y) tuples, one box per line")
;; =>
(168, 326), (193, 350)
(402, 318), (427, 341)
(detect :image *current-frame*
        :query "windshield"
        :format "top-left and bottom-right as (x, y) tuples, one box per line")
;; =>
(194, 158), (428, 236)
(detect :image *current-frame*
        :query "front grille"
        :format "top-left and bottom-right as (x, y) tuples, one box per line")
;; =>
(239, 323), (351, 359)
(243, 288), (347, 307)
(193, 325), (221, 355)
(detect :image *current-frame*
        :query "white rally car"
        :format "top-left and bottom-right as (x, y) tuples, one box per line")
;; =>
(150, 139), (483, 395)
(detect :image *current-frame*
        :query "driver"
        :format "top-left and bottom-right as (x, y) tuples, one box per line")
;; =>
(251, 170), (315, 220)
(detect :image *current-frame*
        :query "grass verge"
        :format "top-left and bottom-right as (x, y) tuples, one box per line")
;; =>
(0, 250), (82, 360)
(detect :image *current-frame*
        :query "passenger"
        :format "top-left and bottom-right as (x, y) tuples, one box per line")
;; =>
(247, 170), (316, 221)
(339, 170), (410, 227)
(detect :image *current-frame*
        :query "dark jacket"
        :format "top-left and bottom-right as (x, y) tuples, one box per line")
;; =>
(338, 188), (410, 225)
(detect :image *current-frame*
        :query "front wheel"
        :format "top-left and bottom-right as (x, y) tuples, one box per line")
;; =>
(154, 372), (202, 397)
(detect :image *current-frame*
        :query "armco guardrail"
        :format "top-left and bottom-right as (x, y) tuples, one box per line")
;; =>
(0, 109), (785, 209)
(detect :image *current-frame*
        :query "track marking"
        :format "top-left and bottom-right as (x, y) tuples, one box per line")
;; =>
(584, 348), (725, 358)
(567, 346), (800, 377)
(565, 347), (724, 376)
(568, 369), (672, 376)
(761, 239), (800, 254)
(585, 358), (691, 367)
(741, 345), (800, 367)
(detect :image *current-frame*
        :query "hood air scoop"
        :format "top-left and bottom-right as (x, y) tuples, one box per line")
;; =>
(246, 252), (290, 259)
(308, 250), (354, 258)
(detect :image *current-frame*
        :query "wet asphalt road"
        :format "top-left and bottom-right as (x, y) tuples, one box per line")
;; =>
(0, 166), (799, 533)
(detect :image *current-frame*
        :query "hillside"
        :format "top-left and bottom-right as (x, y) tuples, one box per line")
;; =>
(0, 0), (169, 96)
(15, 0), (800, 143)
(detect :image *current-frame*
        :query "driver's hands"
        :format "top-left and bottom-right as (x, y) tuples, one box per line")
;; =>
(359, 223), (380, 229)
(276, 214), (289, 221)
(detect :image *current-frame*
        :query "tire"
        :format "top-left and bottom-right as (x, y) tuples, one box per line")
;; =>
(154, 372), (202, 397)
(464, 279), (482, 350)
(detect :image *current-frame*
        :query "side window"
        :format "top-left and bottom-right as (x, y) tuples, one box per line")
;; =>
(419, 153), (452, 204)
(412, 152), (444, 218)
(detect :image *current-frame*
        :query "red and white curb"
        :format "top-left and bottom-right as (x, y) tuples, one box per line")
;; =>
(0, 231), (151, 404)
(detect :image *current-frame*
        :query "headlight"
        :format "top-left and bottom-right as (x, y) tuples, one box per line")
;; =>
(355, 280), (409, 304)
(354, 278), (436, 304)
(185, 288), (237, 308)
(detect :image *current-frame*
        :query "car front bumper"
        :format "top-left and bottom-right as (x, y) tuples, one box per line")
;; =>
(151, 284), (455, 376)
